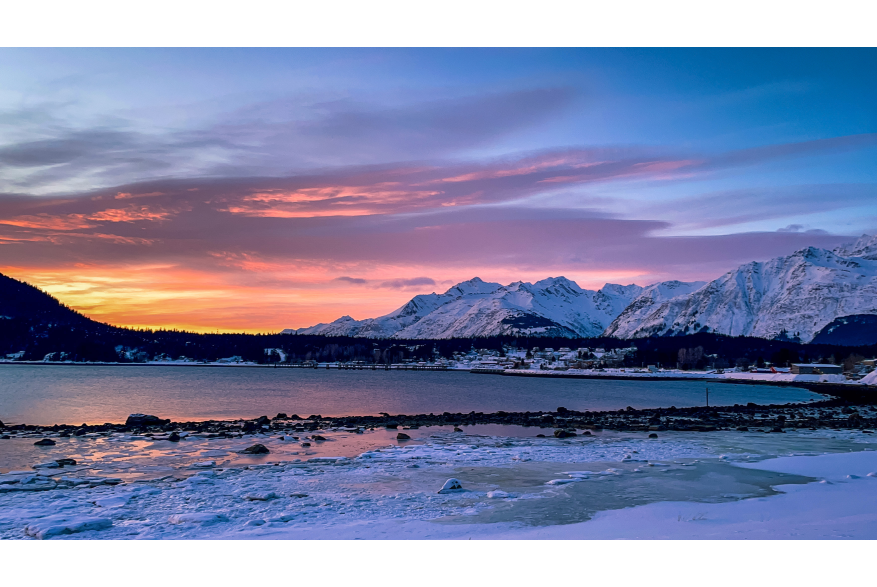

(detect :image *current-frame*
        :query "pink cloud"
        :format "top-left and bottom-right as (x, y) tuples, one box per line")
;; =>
(0, 134), (871, 331)
(1, 214), (98, 230)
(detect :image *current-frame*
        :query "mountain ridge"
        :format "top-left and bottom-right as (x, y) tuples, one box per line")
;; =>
(289, 276), (645, 339)
(290, 234), (877, 343)
(605, 234), (877, 342)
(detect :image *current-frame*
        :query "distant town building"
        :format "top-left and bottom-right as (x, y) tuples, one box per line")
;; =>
(791, 363), (843, 375)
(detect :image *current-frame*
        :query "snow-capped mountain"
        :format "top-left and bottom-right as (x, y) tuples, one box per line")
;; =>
(288, 277), (644, 339)
(288, 234), (877, 343)
(604, 234), (877, 342)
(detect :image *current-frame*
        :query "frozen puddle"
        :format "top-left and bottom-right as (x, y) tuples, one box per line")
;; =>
(1, 426), (876, 539)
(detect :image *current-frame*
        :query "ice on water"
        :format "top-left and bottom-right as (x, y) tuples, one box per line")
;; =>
(1, 425), (877, 539)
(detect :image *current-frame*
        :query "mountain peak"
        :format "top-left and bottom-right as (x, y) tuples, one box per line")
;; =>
(599, 283), (643, 297)
(533, 276), (582, 292)
(444, 277), (501, 296)
(834, 234), (877, 258)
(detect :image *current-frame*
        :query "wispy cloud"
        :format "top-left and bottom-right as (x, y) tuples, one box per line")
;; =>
(640, 183), (877, 231)
(0, 87), (579, 194)
(378, 277), (437, 289)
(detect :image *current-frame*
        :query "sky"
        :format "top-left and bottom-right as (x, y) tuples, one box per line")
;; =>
(0, 48), (875, 333)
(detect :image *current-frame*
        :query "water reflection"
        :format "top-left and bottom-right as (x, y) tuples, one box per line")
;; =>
(0, 365), (820, 425)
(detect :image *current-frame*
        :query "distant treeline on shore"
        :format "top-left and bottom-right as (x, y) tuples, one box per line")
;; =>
(1, 272), (875, 367)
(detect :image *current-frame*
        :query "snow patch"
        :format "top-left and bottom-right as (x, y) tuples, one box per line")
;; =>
(24, 516), (112, 539)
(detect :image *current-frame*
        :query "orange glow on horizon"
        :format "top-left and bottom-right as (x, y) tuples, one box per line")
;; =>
(0, 263), (656, 334)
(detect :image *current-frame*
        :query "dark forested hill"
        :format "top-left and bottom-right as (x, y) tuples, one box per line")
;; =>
(0, 273), (125, 361)
(811, 314), (877, 346)
(0, 273), (101, 327)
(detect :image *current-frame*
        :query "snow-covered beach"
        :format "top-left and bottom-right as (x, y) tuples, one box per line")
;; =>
(2, 423), (876, 539)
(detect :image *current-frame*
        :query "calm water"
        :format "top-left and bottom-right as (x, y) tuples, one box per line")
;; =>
(0, 365), (820, 425)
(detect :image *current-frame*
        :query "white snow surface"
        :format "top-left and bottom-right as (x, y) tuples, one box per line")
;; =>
(509, 368), (848, 384)
(3, 425), (877, 539)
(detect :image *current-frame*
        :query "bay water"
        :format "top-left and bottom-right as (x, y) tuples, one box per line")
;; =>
(0, 365), (819, 425)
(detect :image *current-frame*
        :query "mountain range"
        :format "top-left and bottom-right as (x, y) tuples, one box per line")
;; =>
(288, 234), (877, 343)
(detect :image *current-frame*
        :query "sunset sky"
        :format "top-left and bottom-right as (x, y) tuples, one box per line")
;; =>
(0, 48), (875, 332)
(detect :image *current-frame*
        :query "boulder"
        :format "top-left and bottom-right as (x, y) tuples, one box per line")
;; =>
(274, 413), (288, 420)
(167, 432), (181, 442)
(125, 414), (169, 427)
(33, 438), (56, 446)
(244, 491), (278, 501)
(438, 478), (463, 493)
(648, 433), (658, 439)
(239, 443), (270, 454)
(311, 435), (327, 441)
(453, 427), (463, 432)
(300, 442), (311, 447)
(554, 429), (576, 438)
(396, 432), (411, 440)
(167, 513), (229, 525)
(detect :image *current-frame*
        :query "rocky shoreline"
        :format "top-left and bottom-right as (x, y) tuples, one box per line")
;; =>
(2, 383), (876, 439)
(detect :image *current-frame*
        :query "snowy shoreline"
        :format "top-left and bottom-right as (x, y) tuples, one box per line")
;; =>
(2, 360), (872, 387)
(494, 367), (853, 384)
(2, 423), (877, 540)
